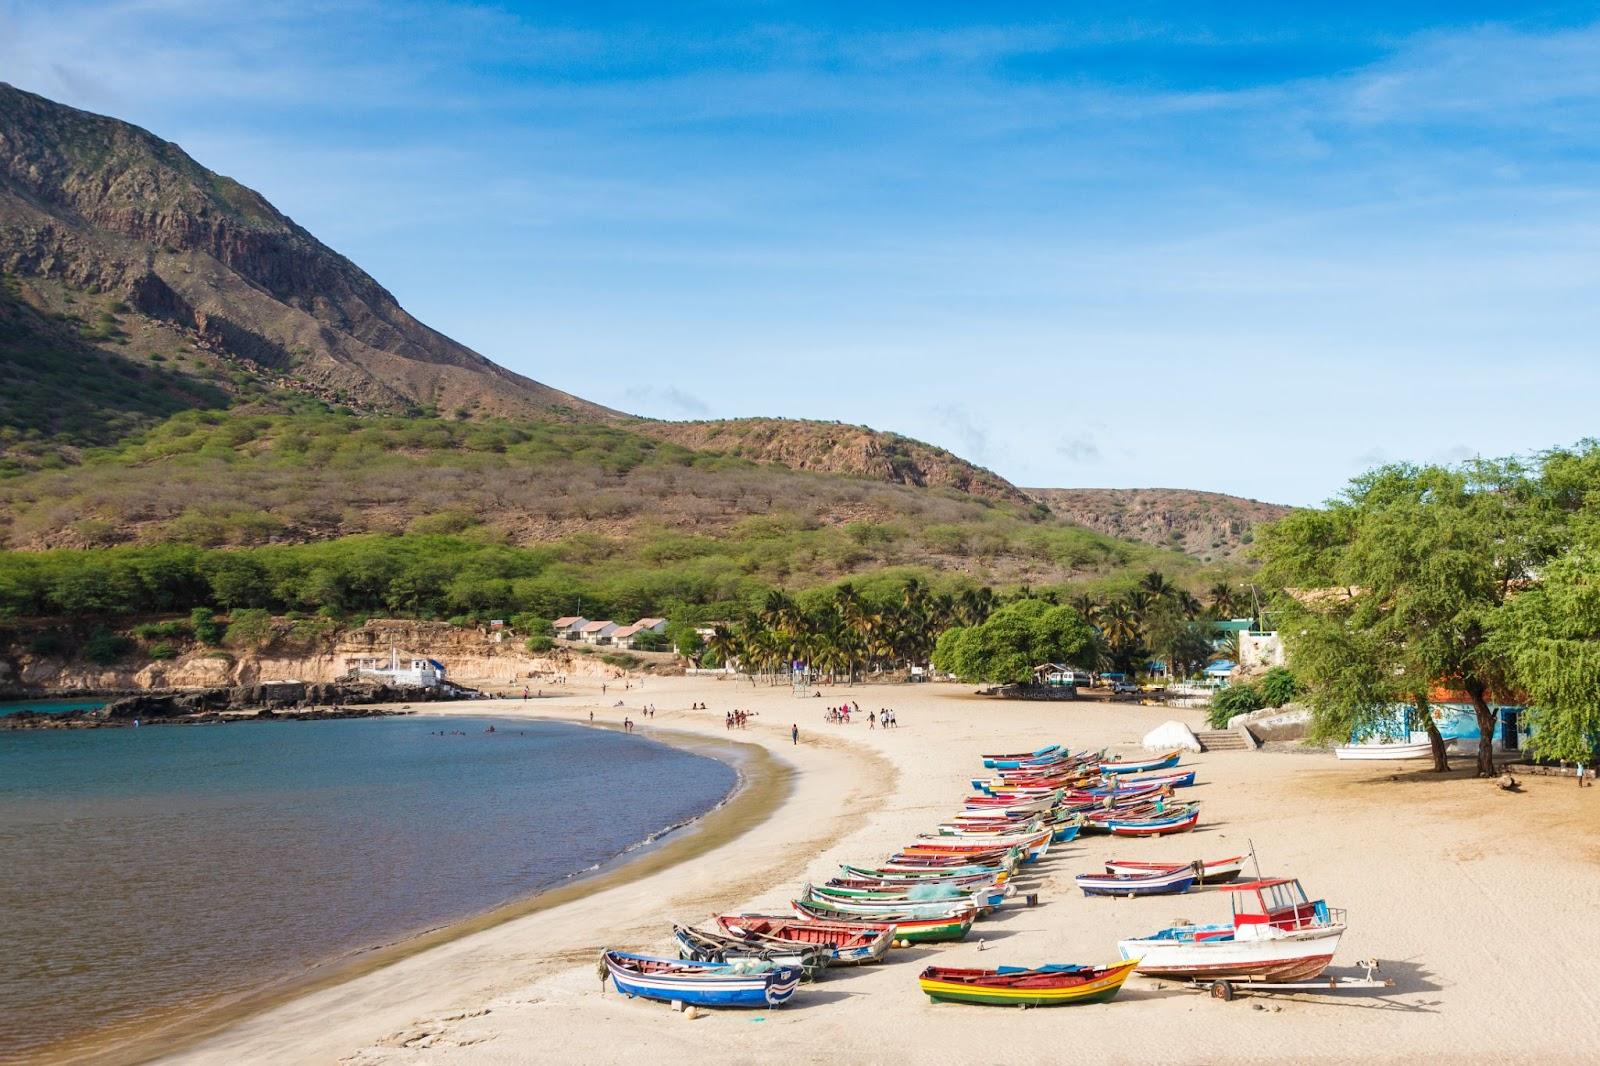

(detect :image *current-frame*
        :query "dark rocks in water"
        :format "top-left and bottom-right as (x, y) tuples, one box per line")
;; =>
(3, 679), (471, 729)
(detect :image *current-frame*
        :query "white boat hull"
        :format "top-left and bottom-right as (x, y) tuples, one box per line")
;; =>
(1335, 740), (1449, 761)
(1118, 924), (1344, 981)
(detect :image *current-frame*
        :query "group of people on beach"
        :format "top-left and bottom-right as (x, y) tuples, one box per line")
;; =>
(725, 709), (755, 729)
(872, 709), (899, 729)
(822, 702), (900, 729)
(824, 701), (860, 724)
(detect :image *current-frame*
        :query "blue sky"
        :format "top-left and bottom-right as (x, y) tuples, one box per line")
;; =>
(5, 1), (1600, 505)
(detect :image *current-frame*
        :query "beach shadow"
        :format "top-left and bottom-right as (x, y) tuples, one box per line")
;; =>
(791, 987), (860, 1006)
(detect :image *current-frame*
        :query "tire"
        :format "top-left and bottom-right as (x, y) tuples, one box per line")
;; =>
(1210, 981), (1235, 1002)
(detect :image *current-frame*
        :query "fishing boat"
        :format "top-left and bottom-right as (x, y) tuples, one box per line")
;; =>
(1104, 854), (1248, 883)
(1097, 769), (1197, 790)
(1101, 750), (1182, 775)
(1104, 806), (1200, 836)
(672, 924), (830, 979)
(1075, 864), (1197, 897)
(798, 884), (984, 920)
(1334, 739), (1449, 761)
(602, 950), (802, 1008)
(917, 959), (1139, 1007)
(812, 879), (1011, 913)
(1116, 878), (1346, 982)
(981, 744), (1062, 769)
(713, 915), (892, 965)
(880, 849), (1020, 872)
(793, 899), (976, 943)
(842, 860), (1013, 881)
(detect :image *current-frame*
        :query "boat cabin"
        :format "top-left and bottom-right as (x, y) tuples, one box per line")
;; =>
(1228, 878), (1339, 935)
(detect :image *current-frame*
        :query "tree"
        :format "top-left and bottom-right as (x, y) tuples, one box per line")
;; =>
(1260, 461), (1548, 775)
(1494, 542), (1600, 765)
(931, 599), (1095, 685)
(1152, 620), (1214, 680)
(1208, 682), (1263, 728)
(224, 608), (274, 650)
(1257, 667), (1298, 708)
(1208, 582), (1239, 619)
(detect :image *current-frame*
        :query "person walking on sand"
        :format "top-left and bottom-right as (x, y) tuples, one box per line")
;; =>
(869, 711), (876, 730)
(791, 723), (799, 745)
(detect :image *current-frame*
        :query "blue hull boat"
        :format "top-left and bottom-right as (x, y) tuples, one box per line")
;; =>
(603, 950), (801, 1008)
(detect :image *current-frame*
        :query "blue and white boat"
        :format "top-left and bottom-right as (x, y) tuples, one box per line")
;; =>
(1075, 864), (1197, 897)
(981, 744), (1062, 769)
(602, 950), (801, 1008)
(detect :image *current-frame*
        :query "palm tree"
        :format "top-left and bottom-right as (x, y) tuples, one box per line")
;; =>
(706, 625), (738, 669)
(1099, 600), (1140, 650)
(1068, 592), (1100, 622)
(1208, 581), (1239, 619)
(1176, 590), (1203, 620)
(1139, 570), (1177, 601)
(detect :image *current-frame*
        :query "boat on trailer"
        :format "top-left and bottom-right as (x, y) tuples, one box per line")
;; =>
(602, 950), (801, 1008)
(1116, 878), (1345, 982)
(713, 914), (892, 966)
(918, 959), (1139, 1007)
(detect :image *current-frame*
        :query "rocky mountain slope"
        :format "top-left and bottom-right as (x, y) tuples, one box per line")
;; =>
(0, 82), (609, 424)
(1025, 488), (1292, 562)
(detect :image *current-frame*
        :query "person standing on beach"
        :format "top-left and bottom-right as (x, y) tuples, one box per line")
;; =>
(791, 723), (799, 745)
(869, 711), (876, 730)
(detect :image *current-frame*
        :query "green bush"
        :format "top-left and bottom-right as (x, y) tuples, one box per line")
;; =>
(224, 608), (274, 649)
(27, 630), (67, 657)
(84, 626), (134, 664)
(147, 641), (177, 660)
(1208, 682), (1263, 728)
(1258, 667), (1298, 708)
(524, 634), (554, 653)
(190, 607), (224, 645)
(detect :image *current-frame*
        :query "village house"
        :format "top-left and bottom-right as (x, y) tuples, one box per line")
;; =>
(346, 648), (448, 689)
(609, 623), (645, 649)
(551, 616), (588, 639)
(579, 620), (619, 645)
(635, 617), (668, 634)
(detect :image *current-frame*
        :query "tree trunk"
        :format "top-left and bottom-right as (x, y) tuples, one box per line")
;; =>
(1425, 717), (1450, 773)
(1465, 687), (1499, 777)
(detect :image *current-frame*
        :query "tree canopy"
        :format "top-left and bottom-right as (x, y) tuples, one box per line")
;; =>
(931, 599), (1096, 685)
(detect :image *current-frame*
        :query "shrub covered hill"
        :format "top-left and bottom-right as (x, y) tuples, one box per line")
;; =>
(0, 84), (1266, 629)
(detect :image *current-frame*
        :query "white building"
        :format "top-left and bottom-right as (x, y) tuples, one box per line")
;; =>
(348, 648), (447, 688)
(636, 617), (668, 634)
(579, 620), (619, 645)
(609, 623), (646, 649)
(1240, 630), (1286, 670)
(551, 616), (588, 639)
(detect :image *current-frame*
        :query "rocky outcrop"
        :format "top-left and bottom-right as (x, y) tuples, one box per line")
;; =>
(639, 418), (1031, 506)
(1024, 487), (1292, 562)
(0, 82), (611, 422)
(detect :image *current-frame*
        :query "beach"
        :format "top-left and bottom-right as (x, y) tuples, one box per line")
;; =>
(143, 677), (1600, 1065)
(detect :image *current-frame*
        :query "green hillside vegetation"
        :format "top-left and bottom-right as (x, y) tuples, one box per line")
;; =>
(0, 408), (1231, 592)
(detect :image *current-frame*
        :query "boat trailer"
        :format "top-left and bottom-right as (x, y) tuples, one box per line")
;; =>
(1183, 959), (1395, 1002)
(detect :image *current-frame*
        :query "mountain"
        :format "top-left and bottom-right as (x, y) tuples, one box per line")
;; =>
(0, 85), (1255, 605)
(1025, 488), (1292, 563)
(0, 82), (608, 426)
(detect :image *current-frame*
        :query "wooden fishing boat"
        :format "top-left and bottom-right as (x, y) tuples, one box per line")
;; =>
(713, 914), (892, 965)
(602, 950), (801, 1008)
(981, 744), (1061, 769)
(1075, 864), (1197, 897)
(1334, 739), (1449, 761)
(831, 869), (1005, 890)
(1117, 878), (1346, 982)
(672, 924), (830, 979)
(918, 959), (1139, 1007)
(812, 879), (1011, 912)
(1101, 750), (1182, 775)
(793, 899), (976, 943)
(1112, 769), (1197, 789)
(1105, 806), (1200, 836)
(798, 884), (983, 920)
(842, 861), (1012, 881)
(1105, 854), (1248, 883)
(881, 849), (1019, 872)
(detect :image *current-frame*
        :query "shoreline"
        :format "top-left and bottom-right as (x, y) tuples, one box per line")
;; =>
(35, 710), (794, 1066)
(32, 678), (1600, 1065)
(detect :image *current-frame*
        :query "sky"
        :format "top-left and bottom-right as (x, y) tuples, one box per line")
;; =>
(4, 1), (1600, 505)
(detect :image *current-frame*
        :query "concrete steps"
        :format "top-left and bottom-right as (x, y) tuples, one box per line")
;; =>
(1195, 729), (1252, 752)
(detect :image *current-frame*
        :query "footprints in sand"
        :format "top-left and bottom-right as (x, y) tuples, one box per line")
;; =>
(344, 1009), (494, 1061)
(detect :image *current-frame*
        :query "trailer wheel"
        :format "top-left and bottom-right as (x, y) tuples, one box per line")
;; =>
(1209, 981), (1235, 1002)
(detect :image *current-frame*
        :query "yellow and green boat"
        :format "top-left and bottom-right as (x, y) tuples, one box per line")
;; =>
(917, 959), (1139, 1006)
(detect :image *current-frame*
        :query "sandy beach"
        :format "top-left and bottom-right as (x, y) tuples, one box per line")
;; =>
(141, 677), (1600, 1066)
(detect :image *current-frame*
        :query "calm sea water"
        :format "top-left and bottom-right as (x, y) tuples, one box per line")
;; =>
(0, 715), (737, 1060)
(0, 697), (106, 716)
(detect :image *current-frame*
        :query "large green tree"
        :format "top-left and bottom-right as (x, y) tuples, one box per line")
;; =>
(1260, 461), (1549, 775)
(931, 599), (1095, 685)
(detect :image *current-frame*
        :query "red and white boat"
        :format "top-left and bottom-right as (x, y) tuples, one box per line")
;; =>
(1117, 878), (1345, 982)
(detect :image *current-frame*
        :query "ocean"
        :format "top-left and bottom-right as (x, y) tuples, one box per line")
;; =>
(0, 714), (738, 1060)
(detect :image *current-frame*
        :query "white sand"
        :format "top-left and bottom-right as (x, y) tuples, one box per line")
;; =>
(160, 678), (1600, 1065)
